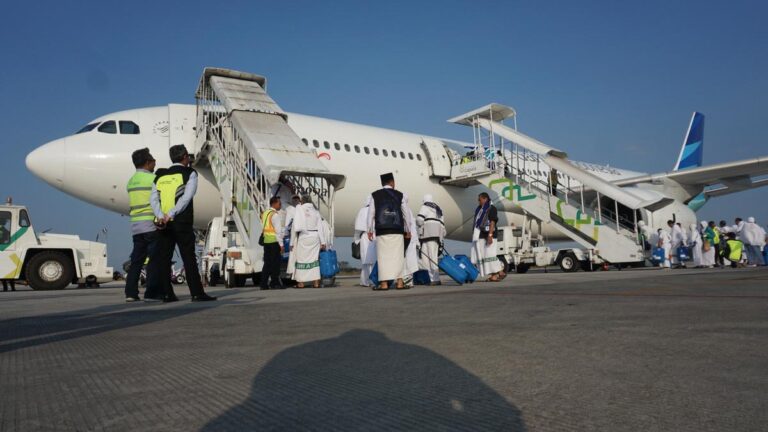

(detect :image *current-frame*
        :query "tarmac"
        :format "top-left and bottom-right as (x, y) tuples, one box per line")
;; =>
(1, 267), (767, 431)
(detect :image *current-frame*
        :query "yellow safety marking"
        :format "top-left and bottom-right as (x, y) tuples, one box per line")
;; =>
(3, 254), (22, 279)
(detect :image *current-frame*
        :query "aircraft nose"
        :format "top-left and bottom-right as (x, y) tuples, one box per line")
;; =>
(26, 139), (66, 186)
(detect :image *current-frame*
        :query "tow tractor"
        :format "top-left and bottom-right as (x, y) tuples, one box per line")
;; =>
(0, 202), (113, 290)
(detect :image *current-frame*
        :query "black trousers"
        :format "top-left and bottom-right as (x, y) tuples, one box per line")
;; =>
(125, 230), (159, 298)
(260, 242), (282, 288)
(2, 280), (15, 291)
(153, 222), (205, 297)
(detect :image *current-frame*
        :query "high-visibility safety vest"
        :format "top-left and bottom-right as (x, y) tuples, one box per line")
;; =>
(126, 171), (156, 223)
(154, 165), (195, 224)
(724, 239), (743, 262)
(261, 208), (278, 244)
(711, 227), (721, 245)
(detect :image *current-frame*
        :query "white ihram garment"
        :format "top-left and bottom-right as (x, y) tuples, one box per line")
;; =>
(403, 208), (420, 283)
(290, 203), (326, 283)
(658, 230), (672, 268)
(367, 187), (409, 282)
(355, 198), (373, 286)
(690, 227), (703, 267)
(471, 229), (502, 277)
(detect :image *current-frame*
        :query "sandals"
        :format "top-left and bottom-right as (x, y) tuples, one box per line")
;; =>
(372, 285), (390, 291)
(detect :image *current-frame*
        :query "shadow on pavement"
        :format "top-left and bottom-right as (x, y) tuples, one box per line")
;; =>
(0, 291), (240, 354)
(201, 329), (526, 431)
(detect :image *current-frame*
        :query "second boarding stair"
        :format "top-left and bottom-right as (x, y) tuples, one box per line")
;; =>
(192, 68), (345, 262)
(447, 104), (664, 264)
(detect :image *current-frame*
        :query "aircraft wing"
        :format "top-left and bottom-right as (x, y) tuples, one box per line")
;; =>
(613, 156), (768, 197)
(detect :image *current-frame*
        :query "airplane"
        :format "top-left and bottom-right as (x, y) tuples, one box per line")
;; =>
(25, 94), (768, 246)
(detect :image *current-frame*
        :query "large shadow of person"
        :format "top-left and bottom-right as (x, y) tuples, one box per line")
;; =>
(202, 329), (526, 431)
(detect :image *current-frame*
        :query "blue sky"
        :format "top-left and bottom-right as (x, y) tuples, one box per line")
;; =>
(1, 0), (767, 267)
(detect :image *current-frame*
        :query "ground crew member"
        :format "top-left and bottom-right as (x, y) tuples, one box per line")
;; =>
(260, 196), (284, 290)
(150, 145), (216, 302)
(125, 148), (160, 302)
(721, 232), (744, 268)
(708, 221), (723, 267)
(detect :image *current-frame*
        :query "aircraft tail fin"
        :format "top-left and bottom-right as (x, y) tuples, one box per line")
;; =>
(673, 112), (705, 171)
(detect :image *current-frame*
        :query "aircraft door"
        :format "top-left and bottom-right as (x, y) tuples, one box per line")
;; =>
(420, 137), (452, 178)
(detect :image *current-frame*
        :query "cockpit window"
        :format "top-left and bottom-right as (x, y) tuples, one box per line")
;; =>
(75, 122), (100, 134)
(119, 121), (140, 134)
(98, 121), (117, 134)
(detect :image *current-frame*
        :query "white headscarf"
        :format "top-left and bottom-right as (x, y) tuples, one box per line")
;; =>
(747, 216), (756, 223)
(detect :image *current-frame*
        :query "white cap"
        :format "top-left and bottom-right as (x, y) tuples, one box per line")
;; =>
(423, 194), (433, 203)
(748, 216), (756, 223)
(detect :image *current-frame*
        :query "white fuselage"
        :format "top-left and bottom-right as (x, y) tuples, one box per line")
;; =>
(27, 104), (656, 241)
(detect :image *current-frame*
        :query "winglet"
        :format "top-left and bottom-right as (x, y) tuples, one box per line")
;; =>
(674, 112), (705, 171)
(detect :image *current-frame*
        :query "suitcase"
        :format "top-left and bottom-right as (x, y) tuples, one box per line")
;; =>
(413, 270), (431, 285)
(319, 250), (339, 279)
(454, 254), (479, 282)
(762, 245), (768, 265)
(369, 262), (394, 287)
(438, 255), (469, 285)
(651, 247), (666, 264)
(677, 246), (691, 262)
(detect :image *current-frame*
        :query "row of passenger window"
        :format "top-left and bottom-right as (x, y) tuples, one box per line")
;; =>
(76, 120), (140, 135)
(300, 138), (423, 161)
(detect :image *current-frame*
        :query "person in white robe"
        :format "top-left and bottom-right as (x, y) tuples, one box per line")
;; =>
(367, 173), (410, 290)
(402, 206), (420, 286)
(669, 221), (685, 267)
(290, 196), (326, 288)
(354, 197), (374, 286)
(416, 194), (446, 285)
(689, 223), (703, 267)
(741, 216), (766, 266)
(471, 192), (505, 281)
(658, 228), (672, 268)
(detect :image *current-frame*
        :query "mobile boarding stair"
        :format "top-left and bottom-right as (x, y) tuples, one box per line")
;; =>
(193, 68), (345, 280)
(445, 104), (664, 266)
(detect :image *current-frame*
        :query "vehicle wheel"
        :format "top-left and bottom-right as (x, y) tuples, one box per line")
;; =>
(558, 252), (579, 272)
(26, 251), (74, 291)
(175, 275), (186, 284)
(515, 263), (530, 274)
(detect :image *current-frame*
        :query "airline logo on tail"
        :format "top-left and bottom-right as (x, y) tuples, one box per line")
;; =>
(674, 112), (707, 211)
(674, 112), (705, 171)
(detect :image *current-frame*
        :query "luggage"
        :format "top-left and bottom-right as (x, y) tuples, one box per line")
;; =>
(351, 241), (361, 260)
(651, 247), (666, 264)
(438, 255), (469, 285)
(319, 250), (339, 279)
(454, 254), (479, 282)
(762, 245), (768, 265)
(368, 262), (394, 287)
(677, 246), (691, 262)
(413, 270), (431, 285)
